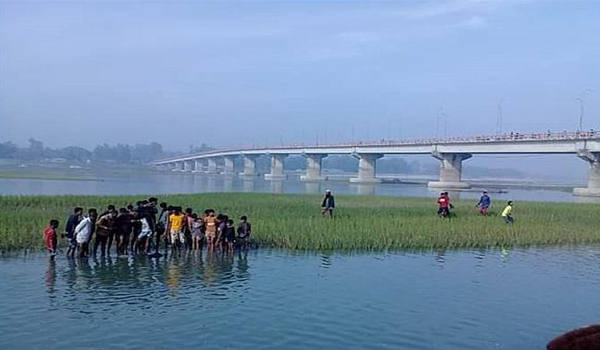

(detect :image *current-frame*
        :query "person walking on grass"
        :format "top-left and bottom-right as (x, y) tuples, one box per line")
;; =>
(321, 189), (335, 217)
(437, 192), (452, 218)
(64, 207), (83, 258)
(44, 219), (60, 260)
(502, 201), (514, 224)
(476, 191), (491, 215)
(74, 209), (97, 258)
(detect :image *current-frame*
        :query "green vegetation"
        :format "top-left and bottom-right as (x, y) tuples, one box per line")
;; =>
(1, 193), (599, 252)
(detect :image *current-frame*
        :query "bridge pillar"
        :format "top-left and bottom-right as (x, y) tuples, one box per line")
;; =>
(193, 160), (204, 173)
(207, 158), (218, 174)
(300, 154), (326, 182)
(350, 154), (383, 183)
(265, 154), (288, 180)
(223, 156), (236, 175)
(240, 155), (258, 178)
(428, 152), (472, 189)
(574, 150), (600, 197)
(183, 161), (194, 172)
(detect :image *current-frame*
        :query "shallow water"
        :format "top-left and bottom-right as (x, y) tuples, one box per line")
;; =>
(2, 173), (598, 203)
(1, 247), (599, 350)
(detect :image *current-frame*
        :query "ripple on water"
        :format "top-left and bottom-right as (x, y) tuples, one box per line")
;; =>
(1, 247), (600, 350)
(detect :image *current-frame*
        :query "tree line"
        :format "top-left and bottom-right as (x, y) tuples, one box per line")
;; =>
(0, 139), (213, 164)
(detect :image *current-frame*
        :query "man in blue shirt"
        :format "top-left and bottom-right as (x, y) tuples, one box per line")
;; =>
(476, 191), (491, 215)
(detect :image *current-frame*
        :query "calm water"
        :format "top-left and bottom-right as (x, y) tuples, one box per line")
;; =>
(2, 173), (598, 203)
(1, 247), (599, 350)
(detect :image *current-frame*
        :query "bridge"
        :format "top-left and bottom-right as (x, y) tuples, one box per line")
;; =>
(153, 131), (600, 197)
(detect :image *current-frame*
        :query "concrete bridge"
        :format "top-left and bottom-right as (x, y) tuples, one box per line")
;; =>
(153, 131), (600, 197)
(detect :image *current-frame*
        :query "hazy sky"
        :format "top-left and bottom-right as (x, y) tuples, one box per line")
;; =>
(1, 0), (599, 151)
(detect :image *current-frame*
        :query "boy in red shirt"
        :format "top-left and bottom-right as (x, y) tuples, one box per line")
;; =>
(44, 219), (60, 260)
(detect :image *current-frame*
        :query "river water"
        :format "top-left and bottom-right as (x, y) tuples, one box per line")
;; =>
(1, 247), (599, 350)
(2, 173), (599, 203)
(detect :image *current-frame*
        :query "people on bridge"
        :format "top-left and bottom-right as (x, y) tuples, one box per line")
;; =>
(476, 191), (491, 215)
(501, 201), (514, 224)
(321, 189), (335, 217)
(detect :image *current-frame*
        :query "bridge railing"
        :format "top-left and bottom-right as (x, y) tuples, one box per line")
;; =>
(154, 130), (599, 163)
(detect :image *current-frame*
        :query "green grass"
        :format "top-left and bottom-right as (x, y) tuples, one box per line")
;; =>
(1, 193), (599, 252)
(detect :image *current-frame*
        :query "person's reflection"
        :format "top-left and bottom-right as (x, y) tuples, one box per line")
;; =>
(45, 259), (57, 295)
(75, 258), (93, 289)
(320, 254), (332, 269)
(435, 249), (446, 265)
(166, 257), (182, 297)
(236, 249), (250, 279)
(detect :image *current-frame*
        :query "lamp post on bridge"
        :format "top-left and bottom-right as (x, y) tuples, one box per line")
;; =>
(576, 89), (591, 131)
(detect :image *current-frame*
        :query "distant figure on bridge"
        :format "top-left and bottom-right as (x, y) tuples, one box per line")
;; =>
(501, 201), (514, 224)
(321, 190), (335, 217)
(437, 192), (453, 218)
(476, 191), (491, 215)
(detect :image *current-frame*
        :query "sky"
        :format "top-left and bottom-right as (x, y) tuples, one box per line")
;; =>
(1, 0), (599, 153)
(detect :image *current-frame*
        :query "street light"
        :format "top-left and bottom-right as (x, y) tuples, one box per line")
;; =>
(576, 89), (592, 131)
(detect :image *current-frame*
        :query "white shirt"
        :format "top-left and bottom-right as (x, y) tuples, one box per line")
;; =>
(74, 217), (93, 243)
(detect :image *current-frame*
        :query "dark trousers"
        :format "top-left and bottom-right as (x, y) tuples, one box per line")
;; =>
(94, 235), (109, 256)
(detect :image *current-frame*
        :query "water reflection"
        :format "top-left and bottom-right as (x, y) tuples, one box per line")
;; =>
(47, 250), (252, 305)
(352, 183), (375, 196)
(2, 173), (599, 204)
(270, 180), (283, 193)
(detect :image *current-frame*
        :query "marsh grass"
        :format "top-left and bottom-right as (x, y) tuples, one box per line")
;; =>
(1, 193), (599, 251)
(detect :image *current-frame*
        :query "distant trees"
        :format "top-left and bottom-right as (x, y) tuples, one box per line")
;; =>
(0, 139), (173, 164)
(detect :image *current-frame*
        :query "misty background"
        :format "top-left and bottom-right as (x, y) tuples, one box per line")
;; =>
(1, 0), (599, 181)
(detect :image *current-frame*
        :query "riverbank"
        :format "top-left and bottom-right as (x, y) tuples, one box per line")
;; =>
(1, 193), (599, 251)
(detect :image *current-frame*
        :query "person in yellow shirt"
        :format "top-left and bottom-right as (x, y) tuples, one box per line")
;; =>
(169, 206), (186, 249)
(501, 201), (514, 224)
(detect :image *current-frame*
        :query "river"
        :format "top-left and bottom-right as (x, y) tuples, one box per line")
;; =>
(1, 173), (599, 203)
(1, 247), (599, 349)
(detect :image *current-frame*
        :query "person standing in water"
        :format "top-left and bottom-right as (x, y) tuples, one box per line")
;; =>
(44, 219), (60, 260)
(321, 190), (335, 217)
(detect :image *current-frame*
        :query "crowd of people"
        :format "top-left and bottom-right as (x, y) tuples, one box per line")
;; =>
(42, 190), (517, 260)
(436, 190), (515, 224)
(43, 197), (252, 260)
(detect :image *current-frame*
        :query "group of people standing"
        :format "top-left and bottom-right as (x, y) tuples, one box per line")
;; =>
(43, 197), (252, 259)
(437, 190), (515, 224)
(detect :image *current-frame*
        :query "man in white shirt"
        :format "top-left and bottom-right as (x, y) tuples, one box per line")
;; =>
(74, 208), (98, 258)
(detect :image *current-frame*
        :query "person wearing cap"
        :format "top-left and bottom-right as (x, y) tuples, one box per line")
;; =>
(321, 190), (335, 217)
(476, 191), (491, 215)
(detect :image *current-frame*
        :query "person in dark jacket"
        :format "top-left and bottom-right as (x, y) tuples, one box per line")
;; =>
(321, 190), (335, 217)
(64, 207), (83, 258)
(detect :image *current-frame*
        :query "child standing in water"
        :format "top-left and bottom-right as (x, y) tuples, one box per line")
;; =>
(44, 219), (60, 260)
(190, 214), (204, 251)
(237, 216), (251, 248)
(224, 219), (236, 251)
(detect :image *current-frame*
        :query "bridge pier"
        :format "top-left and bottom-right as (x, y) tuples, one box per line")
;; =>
(265, 154), (288, 180)
(207, 158), (218, 174)
(240, 155), (258, 178)
(193, 160), (204, 173)
(428, 152), (472, 189)
(300, 154), (326, 182)
(223, 156), (236, 175)
(574, 150), (600, 196)
(350, 154), (383, 183)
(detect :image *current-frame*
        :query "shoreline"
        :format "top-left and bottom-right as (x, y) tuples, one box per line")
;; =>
(1, 193), (599, 252)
